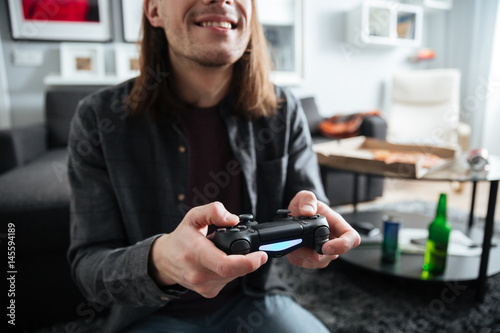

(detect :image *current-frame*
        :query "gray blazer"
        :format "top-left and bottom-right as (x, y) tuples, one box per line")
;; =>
(67, 79), (327, 332)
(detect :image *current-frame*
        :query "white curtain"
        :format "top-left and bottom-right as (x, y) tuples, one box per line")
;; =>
(445, 0), (500, 149)
(483, 5), (500, 156)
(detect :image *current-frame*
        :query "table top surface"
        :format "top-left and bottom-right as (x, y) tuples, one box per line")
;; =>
(315, 142), (500, 182)
(422, 155), (500, 182)
(340, 211), (500, 282)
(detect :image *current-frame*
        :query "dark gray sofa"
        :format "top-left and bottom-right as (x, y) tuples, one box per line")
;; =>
(0, 88), (100, 332)
(299, 97), (387, 206)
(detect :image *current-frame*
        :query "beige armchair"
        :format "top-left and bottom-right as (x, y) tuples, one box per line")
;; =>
(387, 68), (471, 152)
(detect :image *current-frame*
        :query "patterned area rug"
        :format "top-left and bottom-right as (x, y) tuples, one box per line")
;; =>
(274, 200), (500, 333)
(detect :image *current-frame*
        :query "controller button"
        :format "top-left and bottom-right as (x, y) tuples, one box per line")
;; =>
(231, 240), (251, 254)
(310, 215), (319, 220)
(216, 228), (227, 232)
(237, 225), (247, 230)
(230, 228), (240, 232)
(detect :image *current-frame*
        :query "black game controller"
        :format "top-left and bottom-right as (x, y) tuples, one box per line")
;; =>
(208, 209), (330, 257)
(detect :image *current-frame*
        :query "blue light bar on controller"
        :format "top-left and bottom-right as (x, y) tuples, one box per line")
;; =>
(259, 239), (302, 252)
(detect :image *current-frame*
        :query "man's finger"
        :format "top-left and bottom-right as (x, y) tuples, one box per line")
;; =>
(288, 190), (318, 216)
(197, 240), (268, 278)
(186, 202), (240, 229)
(322, 234), (359, 256)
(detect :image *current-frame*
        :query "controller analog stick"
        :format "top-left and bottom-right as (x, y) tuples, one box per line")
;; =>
(314, 226), (330, 254)
(239, 214), (254, 223)
(230, 240), (251, 255)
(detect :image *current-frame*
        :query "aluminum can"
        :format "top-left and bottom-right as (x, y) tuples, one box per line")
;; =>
(382, 215), (402, 263)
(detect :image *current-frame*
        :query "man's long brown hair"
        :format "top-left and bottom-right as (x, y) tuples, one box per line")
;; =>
(127, 1), (277, 120)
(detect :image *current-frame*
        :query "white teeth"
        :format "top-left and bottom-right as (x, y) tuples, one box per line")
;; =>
(200, 21), (232, 29)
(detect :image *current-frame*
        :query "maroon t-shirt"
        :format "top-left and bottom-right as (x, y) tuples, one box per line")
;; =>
(164, 106), (243, 317)
(179, 106), (242, 214)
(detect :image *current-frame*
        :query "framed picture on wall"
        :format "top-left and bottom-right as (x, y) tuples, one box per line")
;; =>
(7, 0), (112, 41)
(60, 43), (105, 78)
(122, 0), (143, 43)
(256, 0), (304, 86)
(115, 44), (140, 79)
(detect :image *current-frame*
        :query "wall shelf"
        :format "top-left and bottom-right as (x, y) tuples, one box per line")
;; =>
(346, 1), (423, 47)
(44, 75), (132, 86)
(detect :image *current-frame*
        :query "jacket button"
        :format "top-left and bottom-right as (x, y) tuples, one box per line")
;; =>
(177, 194), (186, 202)
(178, 145), (186, 153)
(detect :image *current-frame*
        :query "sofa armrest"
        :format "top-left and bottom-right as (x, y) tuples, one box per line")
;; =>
(0, 125), (47, 174)
(359, 115), (387, 140)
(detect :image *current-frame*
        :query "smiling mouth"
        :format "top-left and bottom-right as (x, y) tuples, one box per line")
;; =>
(197, 21), (235, 30)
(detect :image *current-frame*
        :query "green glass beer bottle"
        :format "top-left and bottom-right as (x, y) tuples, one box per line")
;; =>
(423, 193), (452, 274)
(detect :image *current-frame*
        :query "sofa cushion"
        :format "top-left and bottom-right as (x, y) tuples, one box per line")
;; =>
(300, 97), (324, 136)
(46, 89), (98, 148)
(0, 148), (70, 253)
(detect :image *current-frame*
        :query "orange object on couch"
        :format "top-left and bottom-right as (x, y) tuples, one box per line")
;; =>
(319, 110), (383, 138)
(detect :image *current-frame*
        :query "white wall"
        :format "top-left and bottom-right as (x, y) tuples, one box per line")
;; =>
(0, 0), (123, 127)
(483, 4), (500, 156)
(0, 36), (11, 129)
(291, 0), (417, 117)
(1, 0), (497, 140)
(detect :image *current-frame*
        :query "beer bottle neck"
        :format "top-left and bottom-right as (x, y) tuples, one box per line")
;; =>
(434, 193), (447, 223)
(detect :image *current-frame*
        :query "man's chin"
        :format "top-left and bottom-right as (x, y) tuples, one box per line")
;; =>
(190, 48), (245, 67)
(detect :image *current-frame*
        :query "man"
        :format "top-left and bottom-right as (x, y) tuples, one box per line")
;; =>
(67, 0), (360, 332)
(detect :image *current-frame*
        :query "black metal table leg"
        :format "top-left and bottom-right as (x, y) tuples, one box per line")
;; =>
(468, 181), (478, 232)
(353, 173), (360, 213)
(476, 180), (498, 301)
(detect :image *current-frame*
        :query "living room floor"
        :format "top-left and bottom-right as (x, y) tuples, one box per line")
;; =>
(338, 179), (500, 223)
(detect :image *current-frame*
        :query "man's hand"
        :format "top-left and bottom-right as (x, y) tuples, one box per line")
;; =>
(149, 202), (268, 298)
(286, 191), (361, 269)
